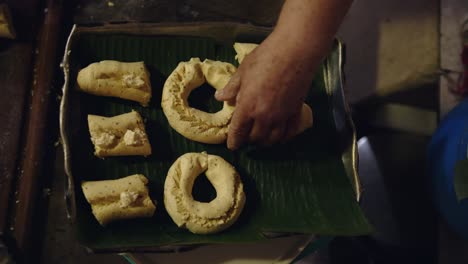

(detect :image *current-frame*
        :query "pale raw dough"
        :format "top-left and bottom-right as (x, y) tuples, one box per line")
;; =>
(233, 42), (258, 64)
(88, 110), (151, 157)
(164, 152), (245, 234)
(162, 45), (313, 145)
(161, 58), (236, 144)
(234, 42), (313, 137)
(81, 174), (156, 226)
(77, 60), (152, 106)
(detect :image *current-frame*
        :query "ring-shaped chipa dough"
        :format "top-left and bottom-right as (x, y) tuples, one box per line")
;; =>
(77, 60), (152, 106)
(234, 42), (313, 137)
(161, 58), (236, 144)
(164, 152), (245, 234)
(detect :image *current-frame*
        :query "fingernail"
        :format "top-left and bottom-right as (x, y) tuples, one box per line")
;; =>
(215, 90), (223, 97)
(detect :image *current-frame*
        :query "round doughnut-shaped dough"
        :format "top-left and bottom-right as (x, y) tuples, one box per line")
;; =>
(161, 58), (236, 144)
(164, 152), (246, 234)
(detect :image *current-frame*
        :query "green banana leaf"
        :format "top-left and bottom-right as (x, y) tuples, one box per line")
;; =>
(62, 24), (371, 252)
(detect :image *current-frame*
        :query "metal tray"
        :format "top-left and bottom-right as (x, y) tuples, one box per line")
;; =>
(59, 22), (364, 254)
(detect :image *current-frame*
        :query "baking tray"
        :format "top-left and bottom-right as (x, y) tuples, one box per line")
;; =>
(60, 22), (369, 253)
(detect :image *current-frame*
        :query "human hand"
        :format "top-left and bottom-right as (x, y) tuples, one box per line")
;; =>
(215, 32), (320, 150)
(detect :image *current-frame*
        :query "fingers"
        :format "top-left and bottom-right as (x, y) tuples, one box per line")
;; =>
(227, 107), (253, 150)
(248, 120), (271, 144)
(215, 72), (241, 104)
(283, 111), (302, 142)
(261, 125), (286, 146)
(227, 103), (309, 149)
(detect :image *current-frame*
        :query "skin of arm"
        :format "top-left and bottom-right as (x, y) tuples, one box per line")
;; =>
(215, 0), (353, 150)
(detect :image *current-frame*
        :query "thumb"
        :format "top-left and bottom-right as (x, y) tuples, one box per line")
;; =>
(215, 73), (241, 103)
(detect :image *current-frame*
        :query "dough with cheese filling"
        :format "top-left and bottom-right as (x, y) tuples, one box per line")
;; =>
(81, 174), (156, 226)
(88, 111), (151, 157)
(77, 60), (152, 106)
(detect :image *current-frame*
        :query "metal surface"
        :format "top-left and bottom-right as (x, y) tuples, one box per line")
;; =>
(60, 24), (76, 222)
(72, 0), (283, 27)
(122, 235), (315, 264)
(356, 133), (437, 263)
(357, 137), (401, 245)
(325, 40), (361, 200)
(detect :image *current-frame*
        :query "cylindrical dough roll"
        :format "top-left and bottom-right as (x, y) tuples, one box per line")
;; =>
(77, 60), (152, 106)
(81, 174), (156, 226)
(88, 110), (152, 157)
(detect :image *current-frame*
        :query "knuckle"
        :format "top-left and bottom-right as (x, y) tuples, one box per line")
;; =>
(229, 121), (251, 137)
(231, 127), (248, 136)
(253, 106), (270, 120)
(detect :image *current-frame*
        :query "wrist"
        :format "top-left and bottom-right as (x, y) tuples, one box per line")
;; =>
(269, 0), (352, 65)
(267, 28), (329, 69)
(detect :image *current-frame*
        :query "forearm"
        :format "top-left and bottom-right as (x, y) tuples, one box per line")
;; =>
(217, 0), (353, 149)
(271, 0), (353, 61)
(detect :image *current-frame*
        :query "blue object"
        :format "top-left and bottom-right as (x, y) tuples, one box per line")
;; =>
(429, 99), (468, 239)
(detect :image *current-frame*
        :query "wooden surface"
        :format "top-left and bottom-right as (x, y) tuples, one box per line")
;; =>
(0, 0), (40, 238)
(9, 0), (63, 262)
(2, 0), (39, 41)
(0, 0), (68, 263)
(0, 42), (33, 236)
(73, 0), (283, 26)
